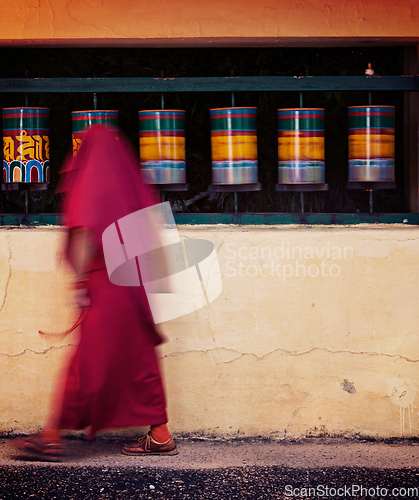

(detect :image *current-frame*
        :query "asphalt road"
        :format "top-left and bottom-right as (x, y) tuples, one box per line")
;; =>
(1, 438), (419, 499)
(2, 465), (419, 500)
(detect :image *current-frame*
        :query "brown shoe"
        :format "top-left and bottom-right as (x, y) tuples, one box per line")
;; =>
(122, 432), (178, 456)
(11, 434), (64, 462)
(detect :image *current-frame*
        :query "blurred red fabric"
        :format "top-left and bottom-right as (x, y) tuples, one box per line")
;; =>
(57, 125), (167, 438)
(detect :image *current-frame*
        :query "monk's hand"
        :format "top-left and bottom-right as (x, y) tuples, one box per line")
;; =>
(71, 278), (91, 309)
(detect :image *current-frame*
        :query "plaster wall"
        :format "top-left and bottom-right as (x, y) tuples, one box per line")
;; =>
(1, 225), (418, 438)
(0, 0), (418, 46)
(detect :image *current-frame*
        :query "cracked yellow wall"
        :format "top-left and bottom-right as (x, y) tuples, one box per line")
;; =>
(1, 225), (419, 438)
(0, 0), (418, 46)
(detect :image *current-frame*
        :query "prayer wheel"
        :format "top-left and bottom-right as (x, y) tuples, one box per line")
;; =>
(138, 110), (186, 184)
(210, 107), (258, 184)
(277, 108), (325, 184)
(2, 107), (50, 183)
(348, 105), (395, 182)
(72, 110), (118, 156)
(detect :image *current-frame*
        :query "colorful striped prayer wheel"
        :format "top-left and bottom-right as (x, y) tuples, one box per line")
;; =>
(138, 110), (186, 184)
(3, 107), (50, 183)
(277, 108), (325, 184)
(72, 110), (119, 156)
(210, 107), (258, 184)
(348, 106), (395, 182)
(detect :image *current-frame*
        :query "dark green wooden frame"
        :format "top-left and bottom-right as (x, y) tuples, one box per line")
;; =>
(1, 213), (418, 226)
(0, 75), (418, 93)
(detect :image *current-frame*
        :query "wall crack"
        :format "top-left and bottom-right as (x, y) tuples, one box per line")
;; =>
(0, 235), (12, 315)
(161, 345), (419, 364)
(0, 344), (75, 357)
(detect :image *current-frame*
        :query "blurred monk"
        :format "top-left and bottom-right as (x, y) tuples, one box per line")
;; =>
(14, 125), (177, 461)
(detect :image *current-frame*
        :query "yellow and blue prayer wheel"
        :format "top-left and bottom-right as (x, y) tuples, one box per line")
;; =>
(138, 110), (186, 184)
(72, 110), (119, 156)
(210, 107), (258, 184)
(277, 108), (325, 184)
(3, 107), (50, 183)
(348, 106), (395, 182)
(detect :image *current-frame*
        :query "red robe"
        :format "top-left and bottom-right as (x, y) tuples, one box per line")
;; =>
(57, 125), (167, 438)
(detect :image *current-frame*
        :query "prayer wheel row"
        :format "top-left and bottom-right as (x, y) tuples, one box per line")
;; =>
(2, 106), (395, 186)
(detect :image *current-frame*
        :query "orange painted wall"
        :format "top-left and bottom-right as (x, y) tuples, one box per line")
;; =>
(0, 0), (418, 47)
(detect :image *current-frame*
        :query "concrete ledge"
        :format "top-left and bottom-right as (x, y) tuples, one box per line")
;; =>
(2, 437), (419, 468)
